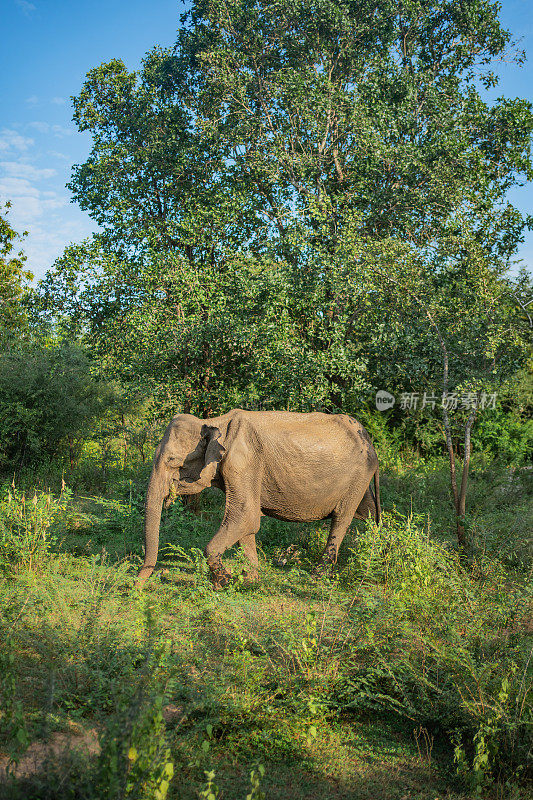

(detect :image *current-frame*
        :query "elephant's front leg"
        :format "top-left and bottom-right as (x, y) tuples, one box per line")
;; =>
(204, 500), (261, 590)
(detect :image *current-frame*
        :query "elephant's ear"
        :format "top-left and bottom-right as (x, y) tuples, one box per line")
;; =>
(198, 425), (226, 488)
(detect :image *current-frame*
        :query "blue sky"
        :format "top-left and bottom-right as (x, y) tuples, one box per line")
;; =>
(2, 0), (533, 281)
(2, 0), (180, 279)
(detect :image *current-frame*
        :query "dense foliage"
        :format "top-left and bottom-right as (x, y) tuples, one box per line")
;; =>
(0, 344), (107, 468)
(25, 0), (532, 549)
(0, 5), (532, 795)
(32, 0), (532, 423)
(0, 204), (32, 342)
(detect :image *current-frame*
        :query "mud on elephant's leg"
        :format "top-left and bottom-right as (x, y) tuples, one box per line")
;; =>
(313, 543), (339, 579)
(204, 501), (261, 590)
(204, 533), (234, 589)
(206, 554), (233, 590)
(205, 531), (239, 590)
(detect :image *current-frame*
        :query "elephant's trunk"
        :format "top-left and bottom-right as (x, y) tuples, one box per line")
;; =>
(136, 465), (165, 588)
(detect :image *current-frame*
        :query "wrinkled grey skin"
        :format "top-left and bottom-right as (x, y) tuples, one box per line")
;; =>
(137, 410), (380, 589)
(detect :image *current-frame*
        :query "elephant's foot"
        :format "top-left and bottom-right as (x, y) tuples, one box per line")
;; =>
(208, 559), (233, 591)
(210, 571), (233, 590)
(240, 568), (259, 585)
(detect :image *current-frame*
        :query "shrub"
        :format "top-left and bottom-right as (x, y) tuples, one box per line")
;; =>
(473, 409), (533, 465)
(334, 512), (532, 785)
(0, 484), (68, 573)
(0, 343), (108, 469)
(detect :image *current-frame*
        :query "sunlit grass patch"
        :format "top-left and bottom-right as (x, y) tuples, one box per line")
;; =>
(1, 459), (531, 798)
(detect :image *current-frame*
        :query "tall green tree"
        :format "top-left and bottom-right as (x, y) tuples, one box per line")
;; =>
(0, 203), (32, 342)
(68, 49), (260, 263)
(179, 0), (533, 252)
(40, 0), (533, 452)
(46, 47), (373, 414)
(339, 220), (531, 545)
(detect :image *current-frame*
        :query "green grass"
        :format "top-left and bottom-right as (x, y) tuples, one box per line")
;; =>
(0, 456), (531, 800)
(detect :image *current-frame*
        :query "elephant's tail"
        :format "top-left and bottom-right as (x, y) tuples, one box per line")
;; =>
(374, 466), (381, 525)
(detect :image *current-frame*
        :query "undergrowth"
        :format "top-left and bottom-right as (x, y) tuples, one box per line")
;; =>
(0, 457), (531, 799)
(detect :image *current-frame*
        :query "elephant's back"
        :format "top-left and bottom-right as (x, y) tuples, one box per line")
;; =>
(228, 411), (377, 520)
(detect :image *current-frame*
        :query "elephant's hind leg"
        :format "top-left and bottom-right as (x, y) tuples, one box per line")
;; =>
(316, 483), (369, 574)
(315, 512), (354, 575)
(239, 534), (260, 583)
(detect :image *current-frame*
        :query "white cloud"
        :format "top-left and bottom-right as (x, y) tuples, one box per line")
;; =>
(0, 115), (96, 279)
(15, 0), (36, 16)
(52, 124), (74, 137)
(1, 161), (56, 180)
(51, 97), (65, 105)
(0, 128), (34, 152)
(28, 121), (49, 133)
(47, 150), (70, 161)
(23, 226), (74, 275)
(0, 174), (96, 279)
(11, 215), (97, 280)
(25, 95), (39, 106)
(27, 121), (74, 137)
(0, 177), (65, 222)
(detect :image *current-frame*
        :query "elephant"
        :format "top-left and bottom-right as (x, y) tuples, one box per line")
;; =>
(136, 410), (381, 589)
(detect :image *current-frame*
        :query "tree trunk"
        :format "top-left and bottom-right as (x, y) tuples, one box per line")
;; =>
(456, 402), (478, 548)
(440, 345), (461, 545)
(68, 436), (76, 471)
(184, 494), (201, 514)
(121, 413), (127, 471)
